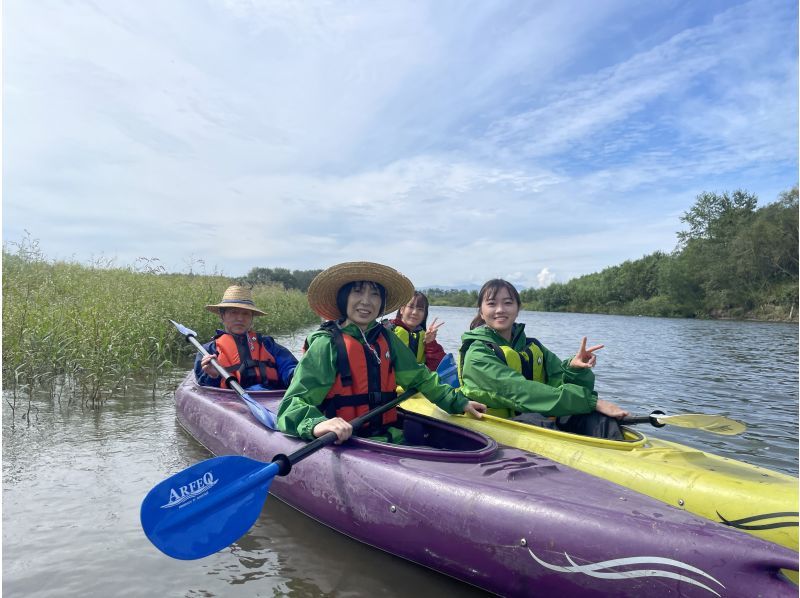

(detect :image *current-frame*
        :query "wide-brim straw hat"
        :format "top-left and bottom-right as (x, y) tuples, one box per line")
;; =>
(205, 285), (267, 316)
(307, 261), (414, 321)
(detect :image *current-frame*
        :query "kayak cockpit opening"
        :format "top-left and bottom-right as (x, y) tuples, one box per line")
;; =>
(348, 409), (499, 462)
(619, 427), (645, 443)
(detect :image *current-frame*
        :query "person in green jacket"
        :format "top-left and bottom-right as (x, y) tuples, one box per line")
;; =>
(459, 278), (629, 439)
(278, 261), (486, 444)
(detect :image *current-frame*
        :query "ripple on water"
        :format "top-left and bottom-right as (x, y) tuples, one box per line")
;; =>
(2, 312), (797, 597)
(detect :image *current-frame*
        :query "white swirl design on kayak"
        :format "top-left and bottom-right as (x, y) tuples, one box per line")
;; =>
(528, 550), (725, 596)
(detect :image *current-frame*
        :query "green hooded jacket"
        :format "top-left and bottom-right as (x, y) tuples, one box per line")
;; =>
(460, 323), (597, 417)
(278, 320), (470, 440)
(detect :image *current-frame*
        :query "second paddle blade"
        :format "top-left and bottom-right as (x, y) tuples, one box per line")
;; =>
(241, 393), (279, 429)
(657, 413), (747, 436)
(436, 353), (459, 388)
(140, 455), (279, 560)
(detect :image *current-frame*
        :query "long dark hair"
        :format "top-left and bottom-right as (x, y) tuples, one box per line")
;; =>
(469, 279), (521, 329)
(395, 290), (429, 329)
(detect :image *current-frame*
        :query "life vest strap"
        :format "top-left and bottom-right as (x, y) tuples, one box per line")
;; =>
(321, 321), (354, 387)
(459, 335), (547, 388)
(520, 346), (534, 380)
(390, 323), (425, 364)
(322, 320), (394, 386)
(366, 324), (394, 374)
(229, 332), (277, 388)
(321, 321), (398, 435)
(407, 330), (420, 359)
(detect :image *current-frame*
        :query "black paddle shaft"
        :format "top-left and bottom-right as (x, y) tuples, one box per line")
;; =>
(621, 410), (666, 428)
(271, 388), (418, 476)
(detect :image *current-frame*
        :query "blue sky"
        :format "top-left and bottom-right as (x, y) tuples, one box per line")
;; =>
(4, 0), (797, 288)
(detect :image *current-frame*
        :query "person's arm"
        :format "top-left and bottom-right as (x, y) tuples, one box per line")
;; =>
(423, 338), (446, 371)
(541, 345), (596, 391)
(276, 334), (337, 440)
(390, 334), (480, 415)
(193, 340), (222, 388)
(461, 342), (596, 416)
(262, 336), (299, 387)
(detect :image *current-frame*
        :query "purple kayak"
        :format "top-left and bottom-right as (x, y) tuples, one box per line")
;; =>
(174, 373), (797, 597)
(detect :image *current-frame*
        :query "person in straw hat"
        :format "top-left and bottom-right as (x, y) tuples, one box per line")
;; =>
(194, 285), (298, 390)
(277, 262), (485, 444)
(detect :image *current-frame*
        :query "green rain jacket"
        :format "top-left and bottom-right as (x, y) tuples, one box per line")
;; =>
(460, 323), (597, 417)
(278, 320), (470, 440)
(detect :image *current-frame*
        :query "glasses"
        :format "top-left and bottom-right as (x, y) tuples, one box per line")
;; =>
(404, 304), (425, 313)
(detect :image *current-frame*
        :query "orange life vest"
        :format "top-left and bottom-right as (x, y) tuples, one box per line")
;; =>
(319, 322), (397, 434)
(214, 331), (280, 389)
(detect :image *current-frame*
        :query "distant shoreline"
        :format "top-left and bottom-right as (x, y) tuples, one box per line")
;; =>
(428, 300), (798, 324)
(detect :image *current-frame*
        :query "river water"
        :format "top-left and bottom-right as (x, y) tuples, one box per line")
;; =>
(3, 308), (798, 597)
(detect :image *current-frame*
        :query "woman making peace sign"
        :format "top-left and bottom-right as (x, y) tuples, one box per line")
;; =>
(459, 279), (629, 439)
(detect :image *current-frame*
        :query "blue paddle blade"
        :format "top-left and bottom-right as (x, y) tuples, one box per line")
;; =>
(241, 393), (278, 429)
(141, 455), (279, 560)
(436, 353), (460, 388)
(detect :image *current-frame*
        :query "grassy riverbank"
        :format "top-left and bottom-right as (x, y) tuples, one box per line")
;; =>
(2, 242), (317, 408)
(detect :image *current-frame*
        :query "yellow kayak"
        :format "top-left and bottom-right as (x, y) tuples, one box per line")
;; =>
(401, 395), (799, 554)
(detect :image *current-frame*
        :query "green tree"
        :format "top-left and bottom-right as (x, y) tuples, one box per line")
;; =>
(735, 186), (798, 284)
(676, 190), (759, 311)
(677, 189), (758, 246)
(242, 267), (321, 291)
(522, 186), (795, 320)
(293, 269), (322, 293)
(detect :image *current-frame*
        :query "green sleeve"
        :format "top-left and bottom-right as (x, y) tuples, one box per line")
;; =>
(541, 347), (596, 391)
(389, 333), (469, 414)
(277, 333), (337, 440)
(460, 341), (596, 416)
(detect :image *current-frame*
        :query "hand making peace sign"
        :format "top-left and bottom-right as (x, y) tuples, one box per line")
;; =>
(425, 317), (444, 344)
(568, 336), (604, 369)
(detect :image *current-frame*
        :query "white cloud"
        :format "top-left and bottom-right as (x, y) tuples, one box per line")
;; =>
(537, 268), (556, 288)
(3, 0), (796, 286)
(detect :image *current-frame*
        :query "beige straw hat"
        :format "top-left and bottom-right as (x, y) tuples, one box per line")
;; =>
(307, 262), (414, 321)
(205, 285), (267, 316)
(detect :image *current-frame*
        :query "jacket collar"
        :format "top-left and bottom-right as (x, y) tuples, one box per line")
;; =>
(389, 317), (423, 333)
(478, 322), (526, 346)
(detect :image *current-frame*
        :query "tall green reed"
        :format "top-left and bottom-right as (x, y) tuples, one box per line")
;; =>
(2, 237), (317, 417)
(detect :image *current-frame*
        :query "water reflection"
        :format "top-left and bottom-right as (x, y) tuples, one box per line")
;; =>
(3, 310), (797, 597)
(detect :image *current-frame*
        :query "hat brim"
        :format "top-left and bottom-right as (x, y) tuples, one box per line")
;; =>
(307, 262), (415, 321)
(205, 302), (266, 316)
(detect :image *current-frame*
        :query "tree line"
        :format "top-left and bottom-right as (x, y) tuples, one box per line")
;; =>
(241, 267), (322, 293)
(241, 186), (797, 321)
(425, 288), (479, 307)
(519, 187), (798, 320)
